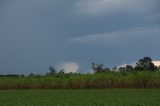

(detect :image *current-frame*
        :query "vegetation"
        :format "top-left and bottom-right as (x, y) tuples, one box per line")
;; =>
(0, 71), (160, 89)
(0, 89), (160, 106)
(0, 56), (159, 89)
(91, 57), (158, 73)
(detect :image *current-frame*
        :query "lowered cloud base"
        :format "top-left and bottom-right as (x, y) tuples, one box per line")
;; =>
(69, 25), (160, 48)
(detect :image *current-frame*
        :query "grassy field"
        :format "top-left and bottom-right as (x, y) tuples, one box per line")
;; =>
(0, 89), (160, 106)
(1, 71), (160, 89)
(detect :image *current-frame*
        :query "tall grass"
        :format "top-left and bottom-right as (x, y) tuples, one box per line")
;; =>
(0, 71), (160, 89)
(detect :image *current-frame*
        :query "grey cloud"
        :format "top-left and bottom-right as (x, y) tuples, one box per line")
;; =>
(0, 0), (159, 74)
(69, 25), (160, 47)
(75, 0), (154, 16)
(67, 25), (160, 71)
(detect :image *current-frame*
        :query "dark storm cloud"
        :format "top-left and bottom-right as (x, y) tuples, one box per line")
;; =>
(0, 0), (9, 6)
(154, 0), (160, 9)
(0, 0), (159, 74)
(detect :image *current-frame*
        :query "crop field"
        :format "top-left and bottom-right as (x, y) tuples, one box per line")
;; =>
(0, 89), (160, 106)
(0, 71), (160, 89)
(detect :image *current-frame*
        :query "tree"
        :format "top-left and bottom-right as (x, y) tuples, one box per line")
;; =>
(91, 63), (110, 73)
(104, 68), (111, 72)
(119, 67), (125, 72)
(112, 66), (117, 71)
(136, 59), (144, 69)
(58, 69), (65, 74)
(29, 73), (34, 77)
(95, 64), (104, 73)
(134, 66), (143, 71)
(92, 63), (104, 73)
(91, 62), (96, 73)
(135, 57), (156, 71)
(125, 65), (134, 71)
(49, 66), (56, 75)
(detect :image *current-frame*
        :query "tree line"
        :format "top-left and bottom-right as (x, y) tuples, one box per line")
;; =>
(0, 56), (159, 77)
(92, 57), (160, 73)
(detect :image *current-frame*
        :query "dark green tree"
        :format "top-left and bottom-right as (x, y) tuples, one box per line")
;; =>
(119, 67), (125, 71)
(92, 63), (110, 73)
(95, 64), (104, 73)
(49, 66), (56, 75)
(125, 65), (134, 71)
(58, 69), (65, 74)
(29, 73), (34, 77)
(112, 66), (117, 71)
(135, 57), (156, 71)
(104, 68), (111, 72)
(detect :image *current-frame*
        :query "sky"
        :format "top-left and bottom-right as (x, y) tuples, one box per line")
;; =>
(0, 0), (160, 74)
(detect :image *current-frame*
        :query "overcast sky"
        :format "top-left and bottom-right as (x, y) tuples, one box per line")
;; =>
(0, 0), (160, 74)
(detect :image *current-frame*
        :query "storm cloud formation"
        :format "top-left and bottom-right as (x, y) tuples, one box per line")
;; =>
(0, 0), (160, 74)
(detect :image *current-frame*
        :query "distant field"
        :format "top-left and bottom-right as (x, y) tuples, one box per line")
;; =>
(1, 71), (160, 89)
(0, 89), (160, 106)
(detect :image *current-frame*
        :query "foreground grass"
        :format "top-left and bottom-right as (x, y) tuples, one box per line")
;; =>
(0, 89), (160, 106)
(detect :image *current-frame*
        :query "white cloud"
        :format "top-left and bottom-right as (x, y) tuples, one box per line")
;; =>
(69, 25), (160, 47)
(118, 61), (160, 69)
(58, 62), (79, 73)
(75, 0), (153, 16)
(153, 61), (160, 67)
(117, 61), (137, 68)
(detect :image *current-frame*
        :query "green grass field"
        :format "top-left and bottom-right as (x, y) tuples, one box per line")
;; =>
(1, 71), (160, 89)
(0, 89), (160, 106)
